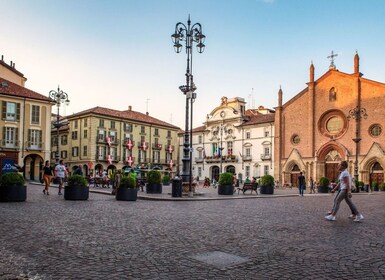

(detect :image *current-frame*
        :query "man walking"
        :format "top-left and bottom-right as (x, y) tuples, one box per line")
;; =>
(55, 160), (66, 195)
(298, 172), (305, 196)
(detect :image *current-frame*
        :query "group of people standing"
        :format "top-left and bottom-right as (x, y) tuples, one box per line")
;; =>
(42, 160), (67, 195)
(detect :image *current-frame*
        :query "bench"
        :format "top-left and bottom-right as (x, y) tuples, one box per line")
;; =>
(88, 177), (109, 188)
(237, 182), (258, 195)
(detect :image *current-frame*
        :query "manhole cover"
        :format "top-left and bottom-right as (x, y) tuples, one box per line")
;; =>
(191, 251), (249, 269)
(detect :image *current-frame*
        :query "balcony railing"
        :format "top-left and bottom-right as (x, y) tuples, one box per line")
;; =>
(26, 141), (43, 150)
(0, 139), (20, 149)
(96, 137), (120, 145)
(195, 157), (204, 163)
(243, 155), (252, 161)
(205, 155), (238, 163)
(260, 154), (271, 160)
(95, 155), (120, 162)
(152, 144), (163, 150)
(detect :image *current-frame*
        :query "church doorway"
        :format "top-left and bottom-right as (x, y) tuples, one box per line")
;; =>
(290, 164), (300, 188)
(369, 162), (384, 186)
(325, 163), (339, 183)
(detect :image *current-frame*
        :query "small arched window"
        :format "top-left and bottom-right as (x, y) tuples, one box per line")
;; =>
(329, 87), (336, 101)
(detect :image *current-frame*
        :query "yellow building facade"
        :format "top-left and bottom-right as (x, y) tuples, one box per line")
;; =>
(0, 57), (53, 180)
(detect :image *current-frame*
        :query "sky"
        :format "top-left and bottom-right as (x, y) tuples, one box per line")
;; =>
(2, 0), (385, 129)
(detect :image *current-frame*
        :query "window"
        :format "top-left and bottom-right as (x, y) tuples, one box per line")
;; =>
(5, 102), (16, 121)
(246, 131), (251, 139)
(124, 123), (132, 132)
(72, 131), (78, 140)
(154, 128), (159, 136)
(227, 141), (233, 155)
(329, 87), (336, 101)
(98, 130), (105, 141)
(292, 135), (300, 145)
(84, 130), (88, 138)
(141, 136), (145, 142)
(153, 151), (160, 163)
(99, 119), (104, 128)
(245, 166), (250, 177)
(28, 129), (42, 149)
(74, 120), (78, 129)
(83, 146), (87, 156)
(61, 135), (68, 145)
(141, 126), (145, 134)
(61, 151), (67, 159)
(326, 116), (343, 134)
(198, 135), (202, 144)
(72, 147), (79, 157)
(198, 150), (203, 159)
(110, 121), (115, 129)
(246, 148), (251, 157)
(125, 133), (133, 141)
(264, 130), (270, 137)
(264, 147), (270, 156)
(97, 146), (106, 160)
(198, 167), (202, 178)
(318, 110), (347, 139)
(264, 165), (269, 175)
(109, 131), (116, 142)
(31, 105), (40, 124)
(4, 127), (18, 148)
(369, 124), (382, 137)
(167, 130), (171, 138)
(83, 118), (88, 127)
(154, 138), (159, 145)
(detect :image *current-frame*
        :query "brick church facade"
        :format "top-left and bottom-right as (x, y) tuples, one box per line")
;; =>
(274, 53), (385, 187)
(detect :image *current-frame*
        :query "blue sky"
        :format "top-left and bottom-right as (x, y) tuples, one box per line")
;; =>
(2, 0), (385, 128)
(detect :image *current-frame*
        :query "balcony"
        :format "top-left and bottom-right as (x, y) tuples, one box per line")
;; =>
(204, 155), (239, 163)
(152, 143), (163, 150)
(26, 141), (43, 151)
(243, 155), (252, 161)
(95, 155), (120, 163)
(96, 136), (119, 145)
(137, 142), (149, 150)
(261, 154), (271, 160)
(0, 139), (20, 150)
(195, 157), (204, 163)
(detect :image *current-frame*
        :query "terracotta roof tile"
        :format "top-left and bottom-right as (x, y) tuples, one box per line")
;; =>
(69, 106), (180, 130)
(0, 77), (51, 102)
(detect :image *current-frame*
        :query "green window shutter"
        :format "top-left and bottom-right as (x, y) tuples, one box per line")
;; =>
(16, 103), (20, 121)
(28, 129), (31, 143)
(15, 128), (19, 142)
(1, 101), (6, 120)
(2, 126), (5, 140)
(39, 130), (42, 143)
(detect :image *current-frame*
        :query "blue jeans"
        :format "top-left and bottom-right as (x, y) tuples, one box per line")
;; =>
(299, 185), (304, 196)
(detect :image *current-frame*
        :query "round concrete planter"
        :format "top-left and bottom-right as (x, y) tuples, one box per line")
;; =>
(218, 184), (234, 195)
(260, 185), (274, 194)
(116, 187), (137, 201)
(64, 184), (89, 200)
(146, 183), (162, 194)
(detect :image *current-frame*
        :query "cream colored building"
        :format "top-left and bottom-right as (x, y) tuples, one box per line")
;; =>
(54, 106), (180, 179)
(0, 56), (53, 180)
(184, 97), (275, 183)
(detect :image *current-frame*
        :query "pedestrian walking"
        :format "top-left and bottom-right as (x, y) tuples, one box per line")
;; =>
(42, 160), (53, 195)
(112, 170), (122, 195)
(298, 172), (305, 196)
(309, 177), (315, 194)
(55, 160), (66, 195)
(325, 160), (364, 222)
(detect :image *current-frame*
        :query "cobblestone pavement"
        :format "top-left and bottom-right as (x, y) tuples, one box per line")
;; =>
(1, 184), (384, 280)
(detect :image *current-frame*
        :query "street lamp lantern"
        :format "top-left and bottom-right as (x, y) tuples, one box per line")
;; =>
(49, 86), (70, 165)
(347, 106), (367, 191)
(172, 16), (205, 197)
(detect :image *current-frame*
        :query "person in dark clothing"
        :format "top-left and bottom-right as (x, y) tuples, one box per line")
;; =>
(298, 172), (305, 196)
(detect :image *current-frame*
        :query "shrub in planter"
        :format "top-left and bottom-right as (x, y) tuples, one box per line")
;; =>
(162, 175), (171, 185)
(0, 172), (26, 202)
(146, 170), (162, 194)
(65, 174), (89, 200)
(318, 177), (330, 193)
(260, 174), (274, 194)
(218, 172), (234, 195)
(116, 176), (137, 201)
(380, 182), (385, 191)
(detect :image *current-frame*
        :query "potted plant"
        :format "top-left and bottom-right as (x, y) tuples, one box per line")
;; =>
(218, 172), (234, 195)
(259, 174), (274, 194)
(372, 181), (379, 192)
(64, 174), (89, 200)
(380, 182), (385, 191)
(162, 175), (171, 186)
(318, 177), (330, 193)
(146, 170), (162, 194)
(116, 176), (137, 201)
(0, 172), (26, 202)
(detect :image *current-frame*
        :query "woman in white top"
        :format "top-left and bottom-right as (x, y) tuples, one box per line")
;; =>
(325, 160), (364, 222)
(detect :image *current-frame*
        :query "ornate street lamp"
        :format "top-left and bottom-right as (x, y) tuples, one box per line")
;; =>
(347, 106), (367, 191)
(172, 16), (205, 196)
(49, 86), (70, 165)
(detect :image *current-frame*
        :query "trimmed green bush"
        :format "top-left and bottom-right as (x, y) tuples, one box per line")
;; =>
(218, 172), (234, 185)
(0, 172), (25, 187)
(147, 170), (161, 184)
(260, 174), (274, 186)
(119, 176), (136, 188)
(319, 177), (329, 187)
(67, 175), (87, 187)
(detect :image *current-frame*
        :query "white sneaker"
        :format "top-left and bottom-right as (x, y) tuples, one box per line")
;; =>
(348, 214), (356, 219)
(325, 214), (336, 221)
(353, 214), (364, 222)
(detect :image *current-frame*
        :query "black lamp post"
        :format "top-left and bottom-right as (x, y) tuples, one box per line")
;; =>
(172, 16), (205, 196)
(348, 106), (367, 191)
(219, 111), (226, 174)
(49, 86), (70, 165)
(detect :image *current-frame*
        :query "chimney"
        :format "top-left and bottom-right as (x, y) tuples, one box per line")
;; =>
(1, 55), (3, 61)
(128, 106), (132, 111)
